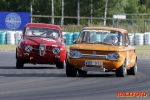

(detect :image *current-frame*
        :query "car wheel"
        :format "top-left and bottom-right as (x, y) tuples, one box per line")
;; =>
(127, 61), (137, 75)
(56, 60), (66, 69)
(16, 48), (17, 59)
(66, 60), (77, 77)
(115, 60), (127, 77)
(78, 69), (87, 75)
(16, 58), (24, 69)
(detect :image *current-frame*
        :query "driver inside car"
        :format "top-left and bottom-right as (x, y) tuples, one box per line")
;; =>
(103, 35), (118, 44)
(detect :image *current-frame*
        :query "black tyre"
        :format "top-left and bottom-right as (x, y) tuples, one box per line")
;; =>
(16, 58), (24, 69)
(56, 60), (65, 69)
(78, 69), (87, 75)
(66, 60), (77, 77)
(127, 61), (137, 75)
(16, 48), (17, 59)
(115, 60), (126, 77)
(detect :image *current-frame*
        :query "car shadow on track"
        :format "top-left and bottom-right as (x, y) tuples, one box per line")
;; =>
(0, 66), (56, 69)
(0, 66), (116, 77)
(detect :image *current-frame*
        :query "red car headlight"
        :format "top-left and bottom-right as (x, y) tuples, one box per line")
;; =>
(25, 45), (33, 52)
(52, 47), (60, 54)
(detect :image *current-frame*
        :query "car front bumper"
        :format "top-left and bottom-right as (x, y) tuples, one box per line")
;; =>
(67, 56), (125, 70)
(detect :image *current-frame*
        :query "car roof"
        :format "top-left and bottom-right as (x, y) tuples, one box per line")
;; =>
(25, 23), (61, 30)
(81, 26), (128, 34)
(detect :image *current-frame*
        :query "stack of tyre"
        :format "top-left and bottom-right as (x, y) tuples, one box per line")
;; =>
(62, 32), (66, 43)
(6, 31), (15, 44)
(0, 31), (7, 44)
(15, 31), (22, 44)
(65, 32), (73, 45)
(128, 33), (135, 45)
(73, 32), (79, 41)
(134, 33), (144, 45)
(144, 32), (150, 45)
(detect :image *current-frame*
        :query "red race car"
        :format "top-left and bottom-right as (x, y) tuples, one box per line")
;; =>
(16, 23), (67, 69)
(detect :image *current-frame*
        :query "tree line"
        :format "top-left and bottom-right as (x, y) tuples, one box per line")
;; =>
(0, 0), (150, 26)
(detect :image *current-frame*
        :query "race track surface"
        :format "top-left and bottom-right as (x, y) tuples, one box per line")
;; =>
(0, 52), (150, 100)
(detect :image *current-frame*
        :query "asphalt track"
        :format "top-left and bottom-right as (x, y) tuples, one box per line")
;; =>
(0, 51), (150, 100)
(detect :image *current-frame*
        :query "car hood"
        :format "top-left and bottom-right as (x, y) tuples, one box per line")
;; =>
(70, 44), (130, 51)
(23, 37), (61, 46)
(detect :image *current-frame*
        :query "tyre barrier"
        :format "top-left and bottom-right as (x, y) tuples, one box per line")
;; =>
(129, 33), (135, 45)
(0, 31), (7, 44)
(134, 33), (144, 45)
(7, 31), (15, 44)
(15, 31), (22, 44)
(73, 32), (79, 41)
(65, 32), (73, 45)
(144, 32), (150, 45)
(1, 30), (150, 45)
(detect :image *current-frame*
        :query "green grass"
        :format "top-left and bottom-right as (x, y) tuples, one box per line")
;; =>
(133, 45), (150, 58)
(0, 44), (150, 58)
(0, 44), (17, 51)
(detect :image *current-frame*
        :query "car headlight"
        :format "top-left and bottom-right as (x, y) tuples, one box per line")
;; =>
(107, 52), (120, 60)
(69, 50), (82, 58)
(25, 45), (33, 52)
(52, 47), (60, 54)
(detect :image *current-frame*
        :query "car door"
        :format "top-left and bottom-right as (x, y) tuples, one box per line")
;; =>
(124, 33), (133, 67)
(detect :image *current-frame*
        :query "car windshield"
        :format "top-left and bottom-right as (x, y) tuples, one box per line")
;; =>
(77, 30), (123, 45)
(26, 27), (60, 38)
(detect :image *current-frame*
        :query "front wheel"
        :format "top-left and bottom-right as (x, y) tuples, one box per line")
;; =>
(16, 58), (24, 69)
(66, 60), (77, 77)
(127, 61), (137, 75)
(56, 60), (66, 69)
(115, 60), (126, 77)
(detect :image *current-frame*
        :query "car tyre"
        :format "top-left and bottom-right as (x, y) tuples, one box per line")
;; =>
(66, 60), (77, 77)
(56, 60), (66, 69)
(16, 58), (24, 69)
(127, 61), (137, 75)
(78, 69), (87, 75)
(116, 60), (126, 77)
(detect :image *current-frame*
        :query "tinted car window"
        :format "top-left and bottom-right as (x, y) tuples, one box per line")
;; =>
(26, 27), (60, 38)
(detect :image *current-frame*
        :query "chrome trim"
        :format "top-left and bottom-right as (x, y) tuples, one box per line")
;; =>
(81, 54), (107, 59)
(39, 44), (46, 56)
(81, 66), (105, 72)
(33, 48), (52, 52)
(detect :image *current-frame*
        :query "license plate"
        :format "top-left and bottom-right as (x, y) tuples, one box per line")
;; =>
(85, 60), (102, 66)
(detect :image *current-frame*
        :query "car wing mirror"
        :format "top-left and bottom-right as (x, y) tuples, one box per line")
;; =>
(125, 43), (128, 46)
(73, 40), (77, 44)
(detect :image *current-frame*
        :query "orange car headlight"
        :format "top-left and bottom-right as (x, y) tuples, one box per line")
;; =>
(107, 52), (120, 60)
(68, 50), (82, 58)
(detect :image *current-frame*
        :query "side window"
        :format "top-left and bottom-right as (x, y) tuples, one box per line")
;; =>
(78, 31), (85, 42)
(126, 34), (130, 45)
(78, 31), (90, 42)
(124, 33), (130, 45)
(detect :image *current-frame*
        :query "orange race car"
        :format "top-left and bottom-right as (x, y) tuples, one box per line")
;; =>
(66, 26), (137, 77)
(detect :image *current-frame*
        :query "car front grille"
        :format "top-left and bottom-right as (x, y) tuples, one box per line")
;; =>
(81, 54), (107, 59)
